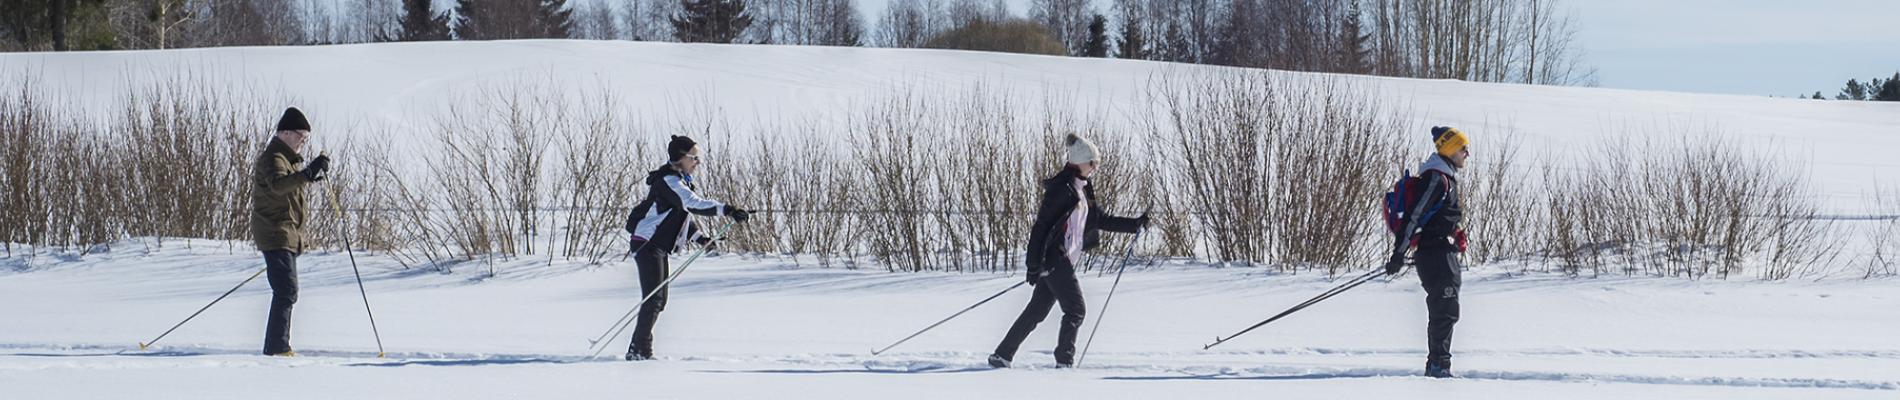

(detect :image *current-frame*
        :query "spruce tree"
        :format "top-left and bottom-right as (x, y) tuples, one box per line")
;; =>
(672, 0), (753, 43)
(1877, 73), (1900, 101)
(400, 0), (452, 41)
(1840, 79), (1867, 100)
(1082, 14), (1109, 58)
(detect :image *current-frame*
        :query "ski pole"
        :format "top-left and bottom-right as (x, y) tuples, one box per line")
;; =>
(1202, 267), (1386, 350)
(1077, 226), (1147, 367)
(138, 268), (266, 350)
(585, 221), (737, 359)
(872, 279), (1029, 356)
(330, 185), (387, 358)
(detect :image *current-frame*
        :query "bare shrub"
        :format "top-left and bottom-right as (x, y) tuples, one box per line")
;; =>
(1145, 70), (1405, 273)
(1459, 120), (1539, 265)
(1537, 124), (1840, 279)
(425, 79), (560, 264)
(923, 19), (1069, 56)
(553, 89), (645, 265)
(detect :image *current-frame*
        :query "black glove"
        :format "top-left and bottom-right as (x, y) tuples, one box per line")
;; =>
(1384, 256), (1405, 275)
(1135, 213), (1152, 229)
(695, 236), (718, 250)
(1025, 269), (1046, 286)
(729, 207), (751, 223)
(301, 155), (331, 182)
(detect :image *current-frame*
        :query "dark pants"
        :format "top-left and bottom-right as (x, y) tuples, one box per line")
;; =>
(994, 263), (1086, 365)
(262, 250), (299, 355)
(628, 240), (670, 358)
(1414, 247), (1462, 366)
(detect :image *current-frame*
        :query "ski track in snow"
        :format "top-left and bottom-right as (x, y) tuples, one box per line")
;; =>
(3, 343), (1894, 391)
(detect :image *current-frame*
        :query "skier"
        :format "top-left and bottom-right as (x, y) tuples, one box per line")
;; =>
(251, 107), (329, 357)
(988, 133), (1148, 369)
(1385, 126), (1470, 378)
(622, 135), (751, 361)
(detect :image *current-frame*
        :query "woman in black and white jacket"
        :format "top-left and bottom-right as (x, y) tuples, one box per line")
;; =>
(622, 135), (750, 361)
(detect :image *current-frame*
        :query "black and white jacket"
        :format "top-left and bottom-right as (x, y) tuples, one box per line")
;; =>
(625, 164), (732, 254)
(1025, 166), (1142, 276)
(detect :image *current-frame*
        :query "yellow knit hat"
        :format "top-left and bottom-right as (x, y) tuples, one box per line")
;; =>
(1432, 126), (1469, 158)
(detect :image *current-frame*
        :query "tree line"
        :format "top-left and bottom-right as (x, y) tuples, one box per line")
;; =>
(1804, 72), (1900, 101)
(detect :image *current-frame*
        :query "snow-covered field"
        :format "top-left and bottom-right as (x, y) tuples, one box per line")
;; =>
(4, 41), (1900, 399)
(0, 240), (1896, 399)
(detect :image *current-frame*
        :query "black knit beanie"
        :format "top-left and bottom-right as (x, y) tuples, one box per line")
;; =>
(276, 107), (310, 132)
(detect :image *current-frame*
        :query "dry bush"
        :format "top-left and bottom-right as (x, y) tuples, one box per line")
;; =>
(1861, 188), (1900, 279)
(425, 79), (560, 264)
(116, 73), (279, 247)
(1, 71), (282, 255)
(1537, 125), (1840, 279)
(553, 89), (645, 265)
(735, 121), (865, 267)
(1459, 120), (1540, 265)
(849, 87), (937, 272)
(923, 19), (1068, 56)
(1144, 70), (1405, 273)
(1, 77), (66, 254)
(303, 123), (406, 255)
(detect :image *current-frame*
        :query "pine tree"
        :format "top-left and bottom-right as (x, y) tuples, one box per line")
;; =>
(1082, 14), (1109, 57)
(1840, 79), (1867, 101)
(1877, 73), (1900, 101)
(400, 0), (452, 41)
(672, 0), (753, 43)
(456, 0), (571, 40)
(1, 0), (112, 50)
(1336, 2), (1370, 74)
(536, 0), (574, 38)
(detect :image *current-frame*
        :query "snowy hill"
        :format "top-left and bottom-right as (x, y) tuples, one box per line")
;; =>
(2, 41), (1899, 399)
(9, 39), (1899, 213)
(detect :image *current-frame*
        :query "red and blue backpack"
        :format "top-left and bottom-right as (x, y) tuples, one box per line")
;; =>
(1382, 169), (1465, 251)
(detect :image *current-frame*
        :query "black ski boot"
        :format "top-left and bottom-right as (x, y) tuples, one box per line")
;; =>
(987, 354), (1011, 368)
(626, 348), (653, 361)
(1425, 360), (1454, 378)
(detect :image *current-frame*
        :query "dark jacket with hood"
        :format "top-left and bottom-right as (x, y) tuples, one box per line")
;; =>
(1393, 154), (1465, 259)
(1025, 166), (1141, 277)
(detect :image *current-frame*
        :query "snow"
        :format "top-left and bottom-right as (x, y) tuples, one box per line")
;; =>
(1, 238), (1897, 399)
(2, 41), (1899, 398)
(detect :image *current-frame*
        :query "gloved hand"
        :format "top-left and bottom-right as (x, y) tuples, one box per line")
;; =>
(301, 155), (331, 182)
(729, 207), (751, 223)
(695, 236), (718, 250)
(1135, 213), (1152, 229)
(1025, 269), (1047, 286)
(1384, 256), (1405, 275)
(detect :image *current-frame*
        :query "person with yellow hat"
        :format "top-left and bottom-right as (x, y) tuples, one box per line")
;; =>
(1384, 126), (1470, 378)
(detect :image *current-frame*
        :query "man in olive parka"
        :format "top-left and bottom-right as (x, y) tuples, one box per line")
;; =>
(251, 107), (329, 356)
